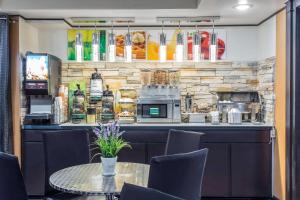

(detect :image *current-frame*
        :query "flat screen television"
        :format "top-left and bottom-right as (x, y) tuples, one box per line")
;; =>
(26, 54), (49, 81)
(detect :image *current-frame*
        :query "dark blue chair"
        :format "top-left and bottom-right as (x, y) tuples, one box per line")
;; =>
(165, 129), (205, 155)
(0, 152), (28, 200)
(120, 183), (184, 200)
(43, 130), (91, 198)
(148, 149), (208, 200)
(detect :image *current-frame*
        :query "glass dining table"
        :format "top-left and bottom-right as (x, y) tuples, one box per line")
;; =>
(49, 162), (150, 200)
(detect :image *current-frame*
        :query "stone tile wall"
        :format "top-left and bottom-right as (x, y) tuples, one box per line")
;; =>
(257, 57), (276, 123)
(21, 58), (276, 124)
(62, 61), (259, 104)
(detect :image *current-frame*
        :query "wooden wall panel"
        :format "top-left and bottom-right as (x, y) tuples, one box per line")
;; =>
(274, 9), (287, 200)
(9, 16), (21, 161)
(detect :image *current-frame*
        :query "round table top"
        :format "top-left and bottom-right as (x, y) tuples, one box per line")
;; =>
(49, 162), (150, 196)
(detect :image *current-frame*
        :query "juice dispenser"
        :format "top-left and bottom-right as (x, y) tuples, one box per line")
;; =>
(24, 53), (61, 125)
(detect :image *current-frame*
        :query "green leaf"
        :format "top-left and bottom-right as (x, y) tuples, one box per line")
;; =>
(93, 136), (132, 158)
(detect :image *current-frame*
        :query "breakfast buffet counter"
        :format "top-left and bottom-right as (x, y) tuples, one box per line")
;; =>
(22, 123), (273, 199)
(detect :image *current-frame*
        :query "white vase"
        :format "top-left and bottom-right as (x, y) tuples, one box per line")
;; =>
(101, 157), (117, 176)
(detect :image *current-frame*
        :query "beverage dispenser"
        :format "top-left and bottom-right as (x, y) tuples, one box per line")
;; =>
(24, 53), (61, 124)
(71, 84), (86, 124)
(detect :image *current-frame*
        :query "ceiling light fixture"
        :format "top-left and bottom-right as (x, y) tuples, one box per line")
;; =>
(124, 22), (132, 62)
(92, 22), (99, 62)
(233, 4), (253, 11)
(176, 21), (184, 62)
(159, 21), (167, 63)
(210, 20), (217, 63)
(75, 29), (83, 62)
(108, 21), (116, 62)
(193, 25), (201, 62)
(157, 16), (220, 24)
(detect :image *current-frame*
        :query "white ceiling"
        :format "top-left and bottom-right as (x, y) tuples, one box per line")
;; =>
(0, 0), (286, 26)
(0, 0), (202, 9)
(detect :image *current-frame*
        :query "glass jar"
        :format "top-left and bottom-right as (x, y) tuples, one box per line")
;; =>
(72, 84), (85, 124)
(102, 85), (115, 123)
(86, 108), (96, 124)
(168, 70), (180, 87)
(73, 93), (85, 114)
(210, 111), (220, 124)
(154, 70), (168, 85)
(119, 99), (136, 113)
(140, 69), (152, 86)
(119, 87), (137, 99)
(118, 98), (136, 124)
(90, 70), (103, 102)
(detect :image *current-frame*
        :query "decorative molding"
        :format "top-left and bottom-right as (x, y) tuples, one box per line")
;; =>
(258, 7), (286, 26)
(9, 6), (287, 28)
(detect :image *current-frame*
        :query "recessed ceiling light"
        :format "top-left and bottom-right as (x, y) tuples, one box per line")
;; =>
(233, 4), (253, 11)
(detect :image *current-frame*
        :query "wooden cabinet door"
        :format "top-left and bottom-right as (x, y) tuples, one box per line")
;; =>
(23, 142), (46, 196)
(199, 143), (231, 197)
(231, 143), (272, 197)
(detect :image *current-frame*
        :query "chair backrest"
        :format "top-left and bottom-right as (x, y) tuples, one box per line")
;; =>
(165, 129), (205, 155)
(43, 129), (90, 192)
(148, 149), (208, 200)
(120, 183), (184, 200)
(0, 152), (28, 200)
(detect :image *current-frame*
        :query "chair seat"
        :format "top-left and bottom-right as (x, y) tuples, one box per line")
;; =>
(120, 183), (184, 200)
(148, 149), (208, 200)
(0, 152), (28, 200)
(71, 196), (106, 200)
(45, 194), (106, 200)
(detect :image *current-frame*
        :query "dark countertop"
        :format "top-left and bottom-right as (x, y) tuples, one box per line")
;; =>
(22, 122), (274, 130)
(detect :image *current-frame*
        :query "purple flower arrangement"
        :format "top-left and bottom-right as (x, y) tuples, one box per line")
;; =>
(93, 121), (131, 158)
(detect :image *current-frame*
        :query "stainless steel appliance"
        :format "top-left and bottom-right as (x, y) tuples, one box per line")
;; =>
(137, 86), (181, 123)
(216, 92), (260, 123)
(24, 53), (61, 124)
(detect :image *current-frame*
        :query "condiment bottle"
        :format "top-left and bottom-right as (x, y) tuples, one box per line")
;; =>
(210, 111), (220, 124)
(185, 93), (193, 113)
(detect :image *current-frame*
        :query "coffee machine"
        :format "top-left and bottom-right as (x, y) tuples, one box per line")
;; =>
(24, 53), (61, 124)
(216, 91), (260, 123)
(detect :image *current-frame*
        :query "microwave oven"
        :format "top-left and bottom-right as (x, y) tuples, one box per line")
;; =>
(137, 99), (181, 123)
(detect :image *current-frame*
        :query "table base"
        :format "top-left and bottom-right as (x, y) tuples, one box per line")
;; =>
(105, 194), (115, 200)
